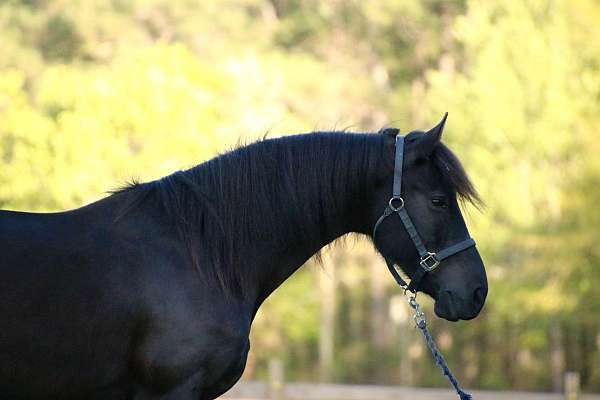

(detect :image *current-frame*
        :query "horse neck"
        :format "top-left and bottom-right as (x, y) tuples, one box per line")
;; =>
(194, 133), (383, 306)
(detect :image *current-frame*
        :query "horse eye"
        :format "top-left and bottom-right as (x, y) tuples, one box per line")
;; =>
(431, 197), (448, 208)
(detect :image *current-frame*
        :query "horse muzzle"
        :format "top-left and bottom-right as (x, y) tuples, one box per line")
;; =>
(434, 286), (487, 321)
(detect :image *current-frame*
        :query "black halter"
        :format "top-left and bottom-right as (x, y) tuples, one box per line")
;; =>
(373, 134), (476, 293)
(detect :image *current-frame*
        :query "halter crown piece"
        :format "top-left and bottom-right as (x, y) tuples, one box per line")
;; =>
(373, 131), (475, 400)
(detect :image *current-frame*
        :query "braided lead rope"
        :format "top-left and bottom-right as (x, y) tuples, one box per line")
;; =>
(407, 295), (473, 400)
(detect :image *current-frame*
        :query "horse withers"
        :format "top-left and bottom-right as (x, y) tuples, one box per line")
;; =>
(0, 116), (487, 399)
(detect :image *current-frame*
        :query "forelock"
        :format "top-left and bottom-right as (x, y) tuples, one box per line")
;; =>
(431, 143), (483, 209)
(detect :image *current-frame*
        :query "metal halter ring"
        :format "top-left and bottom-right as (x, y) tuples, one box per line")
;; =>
(388, 196), (404, 211)
(420, 252), (440, 272)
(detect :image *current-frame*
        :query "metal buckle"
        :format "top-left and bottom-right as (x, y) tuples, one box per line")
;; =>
(388, 196), (404, 211)
(420, 252), (440, 272)
(408, 295), (426, 327)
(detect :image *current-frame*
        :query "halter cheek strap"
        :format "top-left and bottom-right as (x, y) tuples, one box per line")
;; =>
(373, 135), (476, 293)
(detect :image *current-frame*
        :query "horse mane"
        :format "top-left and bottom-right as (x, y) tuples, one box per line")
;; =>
(112, 131), (382, 296)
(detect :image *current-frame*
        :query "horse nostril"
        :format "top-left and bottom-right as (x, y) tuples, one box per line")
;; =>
(473, 286), (486, 308)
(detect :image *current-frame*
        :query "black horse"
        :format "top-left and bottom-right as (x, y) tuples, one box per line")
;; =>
(0, 117), (487, 399)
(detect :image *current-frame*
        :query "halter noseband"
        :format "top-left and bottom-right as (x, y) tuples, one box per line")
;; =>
(372, 134), (476, 293)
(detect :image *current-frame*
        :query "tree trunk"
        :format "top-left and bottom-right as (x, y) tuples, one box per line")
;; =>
(369, 259), (390, 381)
(319, 260), (336, 382)
(551, 321), (565, 392)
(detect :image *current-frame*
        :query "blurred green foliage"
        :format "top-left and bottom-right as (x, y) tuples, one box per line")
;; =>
(1, 0), (599, 392)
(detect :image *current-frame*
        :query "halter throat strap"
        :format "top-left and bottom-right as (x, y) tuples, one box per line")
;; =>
(373, 134), (476, 293)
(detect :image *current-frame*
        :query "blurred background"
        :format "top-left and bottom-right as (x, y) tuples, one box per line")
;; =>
(1, 0), (599, 396)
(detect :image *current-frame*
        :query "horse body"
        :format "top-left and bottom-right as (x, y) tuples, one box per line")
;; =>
(0, 125), (487, 399)
(0, 202), (253, 399)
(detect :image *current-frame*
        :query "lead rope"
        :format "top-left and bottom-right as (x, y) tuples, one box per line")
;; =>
(403, 289), (472, 400)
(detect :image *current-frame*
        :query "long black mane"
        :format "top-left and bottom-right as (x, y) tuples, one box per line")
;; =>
(114, 132), (381, 295)
(113, 131), (479, 296)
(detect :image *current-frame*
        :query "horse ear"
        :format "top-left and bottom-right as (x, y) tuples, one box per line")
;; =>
(379, 128), (400, 172)
(419, 112), (447, 156)
(379, 127), (400, 138)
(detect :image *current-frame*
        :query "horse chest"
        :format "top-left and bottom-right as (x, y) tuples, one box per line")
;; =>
(203, 337), (250, 398)
(134, 283), (253, 398)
